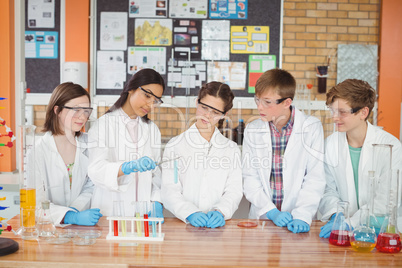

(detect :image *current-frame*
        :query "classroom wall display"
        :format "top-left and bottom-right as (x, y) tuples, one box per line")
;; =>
(100, 12), (128, 51)
(167, 61), (207, 93)
(27, 0), (55, 28)
(169, 0), (208, 19)
(209, 0), (248, 20)
(128, 47), (166, 75)
(129, 0), (168, 18)
(95, 0), (282, 97)
(248, 55), (276, 93)
(97, 51), (126, 90)
(231, 25), (269, 54)
(25, 0), (60, 93)
(173, 19), (201, 59)
(25, 31), (59, 59)
(207, 61), (247, 90)
(134, 19), (173, 46)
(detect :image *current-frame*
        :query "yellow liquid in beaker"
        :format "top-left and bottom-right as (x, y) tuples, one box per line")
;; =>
(351, 241), (376, 252)
(20, 188), (36, 227)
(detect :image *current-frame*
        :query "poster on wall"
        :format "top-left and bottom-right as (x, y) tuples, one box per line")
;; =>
(231, 25), (269, 54)
(27, 0), (55, 28)
(129, 0), (168, 18)
(248, 55), (276, 93)
(207, 61), (247, 90)
(167, 60), (206, 89)
(169, 0), (208, 19)
(25, 31), (58, 59)
(127, 47), (166, 74)
(172, 19), (201, 59)
(97, 51), (126, 89)
(135, 19), (173, 46)
(100, 12), (128, 51)
(201, 20), (230, 61)
(209, 0), (248, 19)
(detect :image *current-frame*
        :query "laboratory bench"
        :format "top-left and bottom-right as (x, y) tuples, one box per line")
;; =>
(0, 216), (401, 267)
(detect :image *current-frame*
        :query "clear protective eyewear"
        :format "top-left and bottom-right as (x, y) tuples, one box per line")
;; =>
(328, 106), (362, 118)
(139, 86), (163, 107)
(254, 95), (292, 108)
(61, 106), (93, 118)
(197, 99), (225, 118)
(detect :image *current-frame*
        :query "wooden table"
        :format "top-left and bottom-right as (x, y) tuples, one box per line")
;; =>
(0, 216), (401, 267)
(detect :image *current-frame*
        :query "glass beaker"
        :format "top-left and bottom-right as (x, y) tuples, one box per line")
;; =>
(376, 205), (402, 253)
(19, 207), (38, 240)
(37, 200), (56, 238)
(18, 125), (38, 239)
(350, 208), (377, 252)
(329, 201), (352, 246)
(376, 170), (402, 253)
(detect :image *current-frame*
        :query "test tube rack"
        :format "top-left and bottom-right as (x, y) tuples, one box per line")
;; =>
(106, 216), (164, 242)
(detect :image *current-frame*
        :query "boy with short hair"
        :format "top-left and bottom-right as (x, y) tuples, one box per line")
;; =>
(242, 69), (326, 233)
(318, 79), (402, 238)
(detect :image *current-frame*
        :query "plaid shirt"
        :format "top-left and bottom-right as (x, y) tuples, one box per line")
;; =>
(269, 107), (295, 210)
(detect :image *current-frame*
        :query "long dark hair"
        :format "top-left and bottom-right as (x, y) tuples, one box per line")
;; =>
(44, 82), (90, 137)
(107, 69), (165, 122)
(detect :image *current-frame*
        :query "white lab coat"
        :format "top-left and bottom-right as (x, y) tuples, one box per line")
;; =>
(88, 108), (162, 216)
(161, 124), (243, 223)
(318, 122), (402, 227)
(242, 107), (326, 225)
(34, 132), (94, 226)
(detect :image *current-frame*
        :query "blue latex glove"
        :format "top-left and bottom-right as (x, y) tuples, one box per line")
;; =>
(319, 213), (338, 238)
(287, 219), (310, 233)
(64, 208), (102, 226)
(207, 211), (225, 228)
(121, 156), (156, 175)
(186, 212), (209, 227)
(266, 208), (293, 227)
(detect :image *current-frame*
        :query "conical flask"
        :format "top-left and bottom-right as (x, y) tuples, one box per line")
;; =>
(37, 200), (56, 238)
(329, 201), (352, 246)
(376, 170), (402, 253)
(350, 207), (377, 252)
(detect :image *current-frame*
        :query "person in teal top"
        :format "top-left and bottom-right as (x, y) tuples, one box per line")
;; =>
(349, 145), (362, 206)
(317, 79), (402, 238)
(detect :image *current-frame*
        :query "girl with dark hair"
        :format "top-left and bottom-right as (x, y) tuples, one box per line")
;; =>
(161, 82), (243, 228)
(35, 82), (102, 226)
(88, 69), (165, 219)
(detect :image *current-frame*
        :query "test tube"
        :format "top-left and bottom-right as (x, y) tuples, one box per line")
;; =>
(113, 201), (123, 236)
(135, 202), (142, 237)
(143, 201), (149, 237)
(151, 202), (156, 237)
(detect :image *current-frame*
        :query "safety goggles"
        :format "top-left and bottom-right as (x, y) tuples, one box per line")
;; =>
(139, 86), (163, 106)
(254, 96), (292, 108)
(61, 106), (93, 118)
(197, 99), (225, 118)
(328, 106), (363, 118)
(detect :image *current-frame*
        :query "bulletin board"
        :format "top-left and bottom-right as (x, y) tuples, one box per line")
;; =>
(95, 0), (282, 97)
(25, 0), (61, 94)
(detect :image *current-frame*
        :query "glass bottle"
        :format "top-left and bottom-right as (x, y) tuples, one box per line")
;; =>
(329, 201), (352, 246)
(350, 208), (377, 252)
(37, 200), (56, 238)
